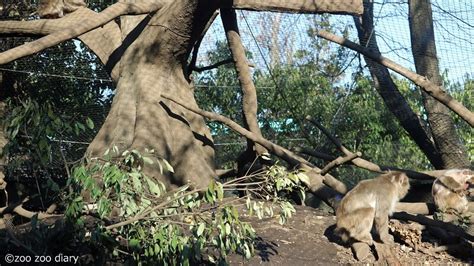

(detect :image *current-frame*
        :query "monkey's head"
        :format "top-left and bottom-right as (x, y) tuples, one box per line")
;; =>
(391, 172), (410, 199)
(462, 169), (474, 184)
(446, 169), (474, 189)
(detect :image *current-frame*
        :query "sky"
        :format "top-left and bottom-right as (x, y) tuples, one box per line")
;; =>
(197, 0), (474, 87)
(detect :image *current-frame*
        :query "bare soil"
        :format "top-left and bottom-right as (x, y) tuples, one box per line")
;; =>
(227, 205), (474, 265)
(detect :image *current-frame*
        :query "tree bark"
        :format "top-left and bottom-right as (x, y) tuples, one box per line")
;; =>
(0, 0), (364, 190)
(220, 8), (268, 168)
(353, 1), (443, 168)
(87, 0), (219, 189)
(226, 0), (363, 15)
(408, 0), (470, 168)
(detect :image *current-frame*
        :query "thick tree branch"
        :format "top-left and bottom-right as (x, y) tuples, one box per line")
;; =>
(221, 8), (268, 157)
(315, 30), (474, 127)
(294, 147), (336, 161)
(304, 116), (451, 180)
(408, 0), (470, 168)
(161, 94), (347, 196)
(0, 9), (122, 81)
(320, 152), (361, 175)
(223, 0), (363, 15)
(0, 1), (165, 65)
(188, 11), (219, 74)
(354, 3), (443, 167)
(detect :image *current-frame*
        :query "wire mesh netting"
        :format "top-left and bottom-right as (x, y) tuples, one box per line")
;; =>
(0, 1), (472, 182)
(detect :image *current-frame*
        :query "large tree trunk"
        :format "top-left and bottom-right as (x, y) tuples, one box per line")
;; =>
(408, 0), (470, 169)
(354, 1), (443, 168)
(0, 0), (364, 194)
(87, 1), (219, 189)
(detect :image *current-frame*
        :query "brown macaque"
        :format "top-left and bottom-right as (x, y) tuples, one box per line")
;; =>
(432, 169), (474, 214)
(335, 172), (410, 246)
(38, 0), (86, 19)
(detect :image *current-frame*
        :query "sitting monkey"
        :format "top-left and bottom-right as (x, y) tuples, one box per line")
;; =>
(335, 171), (410, 246)
(38, 0), (86, 19)
(432, 169), (474, 215)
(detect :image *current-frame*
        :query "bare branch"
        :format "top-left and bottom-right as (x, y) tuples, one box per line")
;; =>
(163, 95), (307, 167)
(0, 8), (122, 81)
(320, 152), (361, 175)
(221, 8), (268, 157)
(395, 202), (436, 215)
(192, 58), (233, 72)
(0, 1), (165, 65)
(161, 94), (348, 195)
(315, 30), (474, 126)
(304, 116), (449, 180)
(0, 204), (61, 227)
(294, 147), (336, 161)
(188, 10), (219, 73)
(224, 0), (363, 15)
(353, 3), (442, 167)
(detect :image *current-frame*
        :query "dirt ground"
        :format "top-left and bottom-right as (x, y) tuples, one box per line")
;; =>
(227, 205), (474, 265)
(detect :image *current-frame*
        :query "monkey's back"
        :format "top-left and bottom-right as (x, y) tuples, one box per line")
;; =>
(337, 175), (399, 216)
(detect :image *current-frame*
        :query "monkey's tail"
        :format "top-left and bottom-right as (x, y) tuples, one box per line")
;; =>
(334, 227), (351, 243)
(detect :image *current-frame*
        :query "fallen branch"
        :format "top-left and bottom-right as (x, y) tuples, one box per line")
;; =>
(320, 152), (361, 175)
(315, 30), (474, 126)
(161, 94), (347, 197)
(395, 202), (436, 215)
(304, 117), (450, 180)
(392, 212), (474, 241)
(0, 1), (164, 64)
(0, 200), (61, 226)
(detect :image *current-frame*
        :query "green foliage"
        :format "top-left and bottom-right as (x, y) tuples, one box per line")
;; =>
(5, 98), (94, 166)
(66, 148), (257, 264)
(235, 165), (307, 225)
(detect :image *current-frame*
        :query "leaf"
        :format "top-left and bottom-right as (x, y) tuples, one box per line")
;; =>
(260, 152), (271, 161)
(129, 239), (140, 249)
(86, 117), (94, 129)
(143, 156), (154, 165)
(130, 172), (143, 192)
(296, 172), (310, 186)
(216, 182), (224, 201)
(161, 159), (174, 173)
(208, 255), (216, 263)
(225, 223), (231, 236)
(243, 244), (252, 259)
(146, 177), (162, 196)
(76, 122), (85, 131)
(196, 223), (205, 237)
